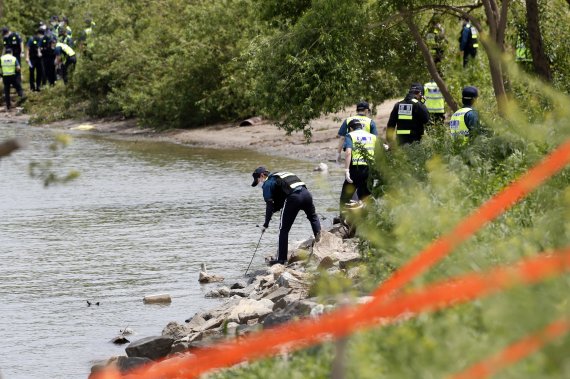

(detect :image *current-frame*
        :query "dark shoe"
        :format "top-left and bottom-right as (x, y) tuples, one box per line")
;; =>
(268, 259), (286, 266)
(314, 231), (322, 243)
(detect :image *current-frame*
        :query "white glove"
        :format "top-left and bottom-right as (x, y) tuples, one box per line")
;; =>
(335, 152), (341, 164)
(345, 169), (353, 183)
(383, 143), (390, 151)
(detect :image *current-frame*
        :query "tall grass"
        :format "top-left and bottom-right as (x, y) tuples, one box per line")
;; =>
(211, 58), (570, 379)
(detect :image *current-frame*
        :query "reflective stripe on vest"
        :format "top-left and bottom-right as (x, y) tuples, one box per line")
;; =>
(271, 172), (305, 194)
(348, 129), (376, 166)
(397, 99), (417, 121)
(345, 115), (372, 134)
(424, 82), (445, 113)
(449, 107), (472, 142)
(469, 25), (479, 48)
(56, 42), (75, 57)
(1, 54), (17, 76)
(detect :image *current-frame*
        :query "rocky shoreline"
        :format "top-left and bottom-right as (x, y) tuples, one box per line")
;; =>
(90, 224), (366, 377)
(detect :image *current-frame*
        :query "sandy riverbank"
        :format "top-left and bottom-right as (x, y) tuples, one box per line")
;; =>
(1, 100), (395, 163)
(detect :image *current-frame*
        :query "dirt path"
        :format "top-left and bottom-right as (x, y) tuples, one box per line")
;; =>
(1, 100), (396, 163)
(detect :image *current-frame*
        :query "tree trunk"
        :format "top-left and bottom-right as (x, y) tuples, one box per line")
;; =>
(525, 0), (552, 81)
(481, 0), (509, 115)
(402, 13), (459, 112)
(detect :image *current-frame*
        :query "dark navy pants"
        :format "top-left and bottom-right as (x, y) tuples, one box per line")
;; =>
(340, 165), (370, 214)
(278, 187), (321, 261)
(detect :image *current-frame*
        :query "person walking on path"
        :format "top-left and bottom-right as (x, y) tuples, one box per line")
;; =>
(336, 101), (378, 164)
(26, 28), (44, 92)
(449, 86), (482, 143)
(54, 41), (76, 84)
(340, 119), (377, 217)
(251, 167), (321, 266)
(1, 48), (25, 111)
(2, 27), (24, 64)
(425, 16), (447, 68)
(423, 80), (445, 123)
(459, 18), (478, 67)
(386, 84), (430, 146)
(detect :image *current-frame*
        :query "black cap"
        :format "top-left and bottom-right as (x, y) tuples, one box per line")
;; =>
(5, 47), (12, 54)
(356, 101), (370, 111)
(348, 119), (364, 130)
(410, 82), (423, 94)
(251, 166), (269, 187)
(1, 27), (9, 35)
(462, 86), (479, 99)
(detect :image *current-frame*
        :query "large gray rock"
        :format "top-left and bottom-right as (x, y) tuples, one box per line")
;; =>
(273, 293), (302, 311)
(227, 299), (274, 323)
(198, 264), (224, 283)
(195, 317), (223, 332)
(262, 287), (292, 303)
(115, 356), (152, 373)
(184, 314), (207, 330)
(339, 254), (362, 269)
(311, 231), (346, 263)
(162, 321), (190, 340)
(125, 336), (174, 361)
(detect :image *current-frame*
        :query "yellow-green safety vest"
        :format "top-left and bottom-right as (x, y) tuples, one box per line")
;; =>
(348, 129), (376, 165)
(449, 107), (472, 142)
(426, 28), (439, 53)
(1, 54), (18, 76)
(424, 81), (445, 114)
(345, 115), (373, 134)
(56, 42), (76, 57)
(515, 38), (532, 62)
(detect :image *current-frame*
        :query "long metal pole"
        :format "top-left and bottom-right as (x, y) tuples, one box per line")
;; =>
(244, 231), (264, 276)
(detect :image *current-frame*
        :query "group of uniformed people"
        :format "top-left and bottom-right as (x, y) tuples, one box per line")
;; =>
(1, 15), (92, 110)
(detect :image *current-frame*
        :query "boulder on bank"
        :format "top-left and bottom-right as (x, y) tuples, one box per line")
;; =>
(125, 336), (174, 361)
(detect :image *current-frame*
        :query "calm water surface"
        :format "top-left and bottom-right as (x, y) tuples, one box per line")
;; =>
(0, 122), (342, 379)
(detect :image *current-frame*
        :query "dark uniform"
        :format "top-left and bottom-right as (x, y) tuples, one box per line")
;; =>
(26, 32), (44, 91)
(387, 87), (430, 145)
(459, 21), (479, 67)
(252, 167), (321, 264)
(40, 31), (56, 85)
(3, 30), (23, 63)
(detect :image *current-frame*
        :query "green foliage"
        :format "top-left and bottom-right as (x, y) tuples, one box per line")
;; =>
(213, 56), (570, 379)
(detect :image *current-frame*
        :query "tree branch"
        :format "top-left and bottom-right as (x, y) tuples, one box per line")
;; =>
(400, 10), (459, 112)
(410, 4), (484, 31)
(496, 0), (510, 50)
(481, 0), (498, 39)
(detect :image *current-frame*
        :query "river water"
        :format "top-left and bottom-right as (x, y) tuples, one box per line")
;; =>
(0, 121), (341, 379)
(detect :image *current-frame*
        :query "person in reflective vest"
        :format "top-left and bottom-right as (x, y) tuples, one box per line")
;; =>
(340, 119), (377, 217)
(459, 18), (478, 67)
(425, 16), (447, 66)
(336, 101), (378, 164)
(515, 34), (532, 63)
(423, 80), (445, 122)
(449, 86), (480, 143)
(54, 41), (77, 84)
(251, 167), (321, 266)
(26, 28), (45, 92)
(1, 48), (24, 110)
(387, 83), (430, 146)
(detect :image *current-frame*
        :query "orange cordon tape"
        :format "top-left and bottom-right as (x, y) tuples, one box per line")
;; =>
(451, 318), (570, 379)
(98, 248), (570, 379)
(369, 138), (570, 301)
(98, 139), (570, 379)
